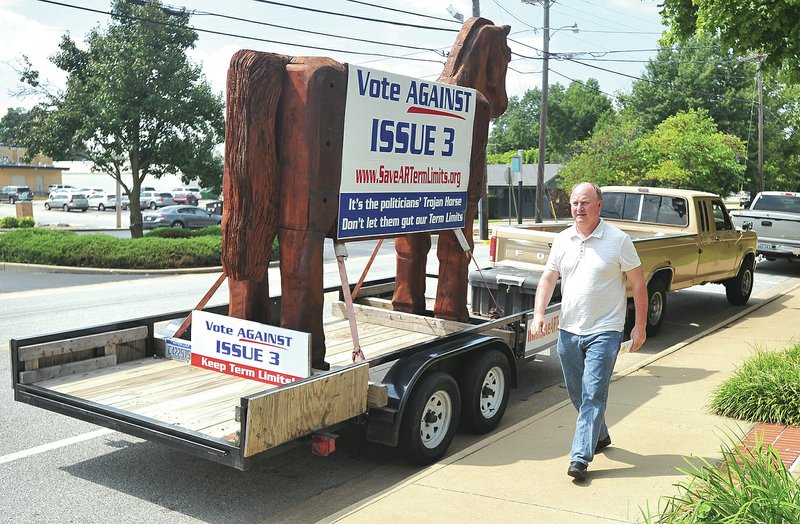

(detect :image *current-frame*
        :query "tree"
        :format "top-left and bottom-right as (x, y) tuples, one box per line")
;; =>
(559, 109), (745, 196)
(20, 0), (224, 237)
(0, 108), (35, 146)
(488, 79), (612, 162)
(659, 1), (800, 83)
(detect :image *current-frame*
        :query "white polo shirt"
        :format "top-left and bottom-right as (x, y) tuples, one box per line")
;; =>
(545, 219), (641, 335)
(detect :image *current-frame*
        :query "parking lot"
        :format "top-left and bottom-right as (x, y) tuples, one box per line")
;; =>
(0, 199), (216, 230)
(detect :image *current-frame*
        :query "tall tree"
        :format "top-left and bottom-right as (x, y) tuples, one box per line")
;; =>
(21, 0), (224, 237)
(659, 1), (800, 83)
(0, 108), (33, 146)
(559, 109), (745, 196)
(488, 79), (612, 162)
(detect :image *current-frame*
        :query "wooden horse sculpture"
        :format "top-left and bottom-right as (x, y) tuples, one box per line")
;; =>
(221, 18), (511, 370)
(392, 19), (511, 321)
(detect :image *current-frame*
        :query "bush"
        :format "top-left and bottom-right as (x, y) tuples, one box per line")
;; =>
(710, 345), (800, 426)
(18, 216), (35, 228)
(644, 434), (800, 523)
(0, 216), (19, 228)
(144, 227), (193, 239)
(0, 229), (222, 269)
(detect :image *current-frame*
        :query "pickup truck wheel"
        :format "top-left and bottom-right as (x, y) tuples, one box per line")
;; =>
(460, 349), (510, 434)
(725, 259), (754, 306)
(646, 279), (667, 337)
(399, 371), (461, 465)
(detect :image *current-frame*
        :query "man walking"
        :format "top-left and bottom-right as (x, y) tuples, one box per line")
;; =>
(532, 182), (647, 480)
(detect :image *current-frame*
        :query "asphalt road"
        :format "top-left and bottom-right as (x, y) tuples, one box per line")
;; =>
(1, 242), (799, 521)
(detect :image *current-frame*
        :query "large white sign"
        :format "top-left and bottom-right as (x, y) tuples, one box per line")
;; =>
(191, 311), (311, 386)
(338, 65), (477, 239)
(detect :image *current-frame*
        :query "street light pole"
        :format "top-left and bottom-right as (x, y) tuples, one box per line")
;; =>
(757, 60), (764, 193)
(534, 1), (550, 223)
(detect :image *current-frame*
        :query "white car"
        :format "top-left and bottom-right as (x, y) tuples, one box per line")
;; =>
(172, 186), (202, 200)
(87, 193), (117, 211)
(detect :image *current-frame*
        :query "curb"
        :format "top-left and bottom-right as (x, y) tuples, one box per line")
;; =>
(0, 261), (225, 276)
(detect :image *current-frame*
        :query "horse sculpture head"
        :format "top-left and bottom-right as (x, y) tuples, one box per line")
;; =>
(440, 17), (511, 118)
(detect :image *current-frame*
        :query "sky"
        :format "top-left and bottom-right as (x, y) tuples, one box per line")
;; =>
(0, 0), (669, 118)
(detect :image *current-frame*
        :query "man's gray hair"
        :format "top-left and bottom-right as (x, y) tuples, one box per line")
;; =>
(571, 182), (602, 201)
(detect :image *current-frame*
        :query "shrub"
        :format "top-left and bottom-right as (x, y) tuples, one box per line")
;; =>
(18, 216), (35, 228)
(644, 434), (800, 523)
(144, 227), (193, 239)
(0, 216), (19, 228)
(0, 229), (222, 269)
(710, 345), (800, 426)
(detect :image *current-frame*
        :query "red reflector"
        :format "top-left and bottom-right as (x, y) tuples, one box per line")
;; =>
(489, 236), (497, 261)
(311, 433), (337, 456)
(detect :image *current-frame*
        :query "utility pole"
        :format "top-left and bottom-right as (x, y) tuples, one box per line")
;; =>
(757, 60), (764, 193)
(534, 1), (550, 223)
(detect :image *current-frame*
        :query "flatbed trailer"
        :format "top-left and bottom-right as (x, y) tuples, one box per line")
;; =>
(10, 279), (557, 470)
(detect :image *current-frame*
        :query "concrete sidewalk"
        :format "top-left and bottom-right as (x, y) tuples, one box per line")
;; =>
(325, 279), (800, 523)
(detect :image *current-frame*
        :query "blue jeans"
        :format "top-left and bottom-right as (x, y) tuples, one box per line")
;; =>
(556, 329), (622, 465)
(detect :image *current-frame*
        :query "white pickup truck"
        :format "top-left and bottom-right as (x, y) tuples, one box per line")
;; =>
(730, 191), (800, 260)
(471, 186), (758, 336)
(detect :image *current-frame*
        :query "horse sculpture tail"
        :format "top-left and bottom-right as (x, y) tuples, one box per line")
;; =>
(222, 50), (289, 323)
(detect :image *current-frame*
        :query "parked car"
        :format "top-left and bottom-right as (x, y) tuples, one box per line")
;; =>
(87, 193), (117, 211)
(142, 205), (222, 229)
(120, 194), (130, 210)
(140, 186), (156, 193)
(47, 184), (74, 195)
(45, 191), (89, 212)
(140, 191), (175, 209)
(172, 186), (202, 200)
(78, 187), (105, 196)
(1, 185), (34, 203)
(731, 191), (800, 260)
(172, 191), (198, 206)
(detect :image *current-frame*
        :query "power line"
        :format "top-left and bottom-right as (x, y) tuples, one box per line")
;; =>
(343, 0), (460, 24)
(33, 0), (447, 63)
(250, 0), (459, 33)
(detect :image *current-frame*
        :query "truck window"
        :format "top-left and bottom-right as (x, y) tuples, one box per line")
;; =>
(640, 195), (688, 226)
(601, 193), (641, 220)
(696, 200), (709, 232)
(711, 200), (733, 231)
(602, 193), (688, 226)
(753, 194), (800, 213)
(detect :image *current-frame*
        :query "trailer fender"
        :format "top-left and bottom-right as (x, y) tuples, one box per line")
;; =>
(366, 333), (515, 447)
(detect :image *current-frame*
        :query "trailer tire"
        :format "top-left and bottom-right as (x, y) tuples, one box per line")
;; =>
(459, 349), (510, 434)
(725, 258), (754, 306)
(399, 371), (460, 465)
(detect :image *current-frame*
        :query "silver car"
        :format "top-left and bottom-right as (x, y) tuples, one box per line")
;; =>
(140, 191), (175, 210)
(45, 191), (89, 212)
(142, 205), (222, 229)
(87, 193), (117, 211)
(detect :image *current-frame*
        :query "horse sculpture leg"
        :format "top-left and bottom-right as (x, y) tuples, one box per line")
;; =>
(223, 50), (288, 323)
(278, 58), (346, 370)
(392, 233), (431, 315)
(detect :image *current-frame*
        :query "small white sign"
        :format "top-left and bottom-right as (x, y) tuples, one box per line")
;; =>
(524, 303), (561, 358)
(191, 310), (311, 386)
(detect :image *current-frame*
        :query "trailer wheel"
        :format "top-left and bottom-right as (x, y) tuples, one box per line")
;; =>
(399, 371), (460, 465)
(460, 349), (510, 434)
(645, 278), (667, 337)
(725, 258), (754, 306)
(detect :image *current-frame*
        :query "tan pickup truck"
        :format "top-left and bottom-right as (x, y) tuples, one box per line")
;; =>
(476, 186), (758, 336)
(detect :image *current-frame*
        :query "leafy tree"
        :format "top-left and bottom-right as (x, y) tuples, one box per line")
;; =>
(546, 79), (613, 162)
(659, 1), (800, 83)
(619, 34), (753, 136)
(0, 108), (33, 145)
(638, 109), (746, 194)
(489, 79), (612, 162)
(559, 109), (745, 196)
(488, 89), (540, 154)
(20, 0), (224, 237)
(557, 113), (647, 190)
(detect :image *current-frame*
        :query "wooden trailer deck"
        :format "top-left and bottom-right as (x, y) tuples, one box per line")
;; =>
(31, 304), (454, 443)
